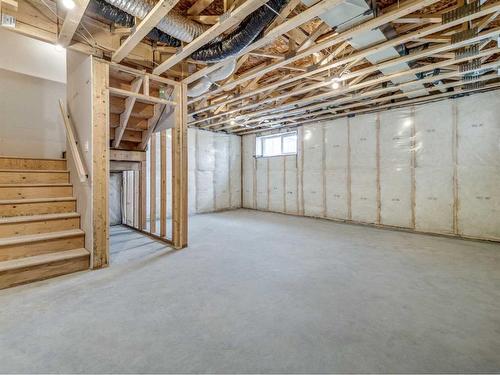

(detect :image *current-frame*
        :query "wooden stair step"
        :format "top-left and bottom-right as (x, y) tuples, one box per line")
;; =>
(0, 197), (77, 217)
(0, 170), (69, 184)
(0, 184), (72, 199)
(0, 248), (89, 289)
(0, 156), (66, 170)
(0, 229), (84, 261)
(0, 213), (80, 237)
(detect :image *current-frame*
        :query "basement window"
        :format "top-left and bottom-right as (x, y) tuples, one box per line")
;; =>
(255, 131), (297, 158)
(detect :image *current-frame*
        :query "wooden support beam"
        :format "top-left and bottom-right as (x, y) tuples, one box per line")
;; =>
(113, 77), (143, 148)
(112, 0), (180, 63)
(57, 0), (90, 47)
(160, 130), (167, 238)
(150, 133), (157, 234)
(108, 87), (176, 106)
(172, 83), (188, 249)
(153, 0), (271, 75)
(139, 103), (166, 150)
(91, 59), (109, 269)
(187, 0), (216, 15)
(184, 0), (343, 84)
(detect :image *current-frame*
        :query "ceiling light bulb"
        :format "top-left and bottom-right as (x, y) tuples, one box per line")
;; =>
(331, 77), (341, 90)
(62, 0), (76, 9)
(55, 44), (65, 52)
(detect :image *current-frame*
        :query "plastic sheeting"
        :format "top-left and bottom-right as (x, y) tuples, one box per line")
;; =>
(242, 90), (500, 241)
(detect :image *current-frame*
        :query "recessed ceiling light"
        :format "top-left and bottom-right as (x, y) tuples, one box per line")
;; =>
(62, 0), (76, 10)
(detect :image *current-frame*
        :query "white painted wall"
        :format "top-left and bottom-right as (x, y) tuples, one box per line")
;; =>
(242, 91), (500, 242)
(0, 29), (67, 158)
(0, 28), (66, 83)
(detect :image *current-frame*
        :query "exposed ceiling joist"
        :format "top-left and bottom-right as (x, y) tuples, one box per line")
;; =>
(112, 0), (180, 63)
(57, 0), (91, 47)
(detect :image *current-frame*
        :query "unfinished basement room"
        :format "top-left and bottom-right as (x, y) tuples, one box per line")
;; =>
(0, 0), (500, 373)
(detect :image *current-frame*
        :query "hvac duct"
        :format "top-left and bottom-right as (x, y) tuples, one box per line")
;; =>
(103, 0), (208, 42)
(89, 0), (180, 46)
(190, 0), (289, 62)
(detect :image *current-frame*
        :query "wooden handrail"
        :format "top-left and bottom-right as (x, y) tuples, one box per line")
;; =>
(58, 99), (88, 183)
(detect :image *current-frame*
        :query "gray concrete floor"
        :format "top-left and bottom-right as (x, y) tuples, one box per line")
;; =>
(1, 209), (500, 373)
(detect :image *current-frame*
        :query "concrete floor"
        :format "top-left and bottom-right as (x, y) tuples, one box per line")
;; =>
(1, 209), (500, 373)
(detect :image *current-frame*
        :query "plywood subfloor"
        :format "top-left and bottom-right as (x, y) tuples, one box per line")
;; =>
(0, 209), (499, 373)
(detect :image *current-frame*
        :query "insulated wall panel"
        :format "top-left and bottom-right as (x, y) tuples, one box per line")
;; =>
(195, 130), (215, 213)
(214, 133), (230, 210)
(414, 101), (454, 233)
(230, 135), (242, 208)
(188, 128), (197, 215)
(456, 92), (500, 239)
(303, 125), (324, 217)
(268, 157), (285, 212)
(349, 114), (378, 223)
(242, 135), (255, 208)
(324, 119), (348, 219)
(379, 108), (412, 227)
(256, 157), (268, 210)
(284, 155), (299, 214)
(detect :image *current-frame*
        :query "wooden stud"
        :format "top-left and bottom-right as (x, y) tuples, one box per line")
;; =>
(92, 59), (109, 269)
(171, 83), (188, 248)
(150, 133), (157, 234)
(160, 130), (167, 238)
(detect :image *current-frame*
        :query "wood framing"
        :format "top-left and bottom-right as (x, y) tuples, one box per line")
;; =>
(171, 83), (188, 249)
(57, 0), (91, 47)
(112, 0), (180, 63)
(91, 59), (110, 269)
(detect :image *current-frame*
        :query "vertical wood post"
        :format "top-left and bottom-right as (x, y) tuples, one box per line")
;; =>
(150, 133), (157, 234)
(160, 130), (167, 238)
(172, 83), (188, 249)
(92, 59), (109, 269)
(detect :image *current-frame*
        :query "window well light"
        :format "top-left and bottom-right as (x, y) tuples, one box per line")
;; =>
(62, 0), (76, 9)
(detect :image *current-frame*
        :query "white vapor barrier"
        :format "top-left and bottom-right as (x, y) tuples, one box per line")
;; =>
(146, 128), (241, 222)
(379, 108), (413, 228)
(414, 101), (454, 233)
(241, 90), (500, 242)
(349, 114), (377, 223)
(303, 125), (324, 217)
(324, 119), (348, 220)
(456, 92), (500, 240)
(256, 157), (268, 210)
(284, 155), (299, 214)
(242, 134), (255, 208)
(268, 157), (285, 212)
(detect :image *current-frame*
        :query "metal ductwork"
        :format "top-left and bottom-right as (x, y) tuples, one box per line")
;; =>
(103, 0), (208, 43)
(191, 0), (289, 63)
(301, 0), (428, 98)
(89, 0), (181, 46)
(187, 59), (237, 97)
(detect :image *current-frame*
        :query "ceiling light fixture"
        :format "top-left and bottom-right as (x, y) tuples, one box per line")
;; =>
(331, 77), (341, 90)
(62, 0), (76, 10)
(55, 44), (65, 52)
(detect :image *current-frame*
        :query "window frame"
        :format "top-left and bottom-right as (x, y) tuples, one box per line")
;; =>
(255, 131), (298, 158)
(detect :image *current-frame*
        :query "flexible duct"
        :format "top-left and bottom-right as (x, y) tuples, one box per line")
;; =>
(103, 0), (208, 42)
(191, 0), (288, 62)
(187, 60), (236, 97)
(89, 0), (180, 46)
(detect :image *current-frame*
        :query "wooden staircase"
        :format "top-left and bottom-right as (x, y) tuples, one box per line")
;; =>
(0, 156), (90, 289)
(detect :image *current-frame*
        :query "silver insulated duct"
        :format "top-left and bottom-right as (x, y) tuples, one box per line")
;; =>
(104, 0), (207, 42)
(301, 0), (427, 98)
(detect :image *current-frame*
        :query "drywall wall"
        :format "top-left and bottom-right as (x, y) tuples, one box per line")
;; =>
(242, 90), (500, 241)
(66, 50), (93, 253)
(146, 128), (241, 225)
(0, 28), (66, 83)
(0, 29), (66, 158)
(0, 68), (66, 158)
